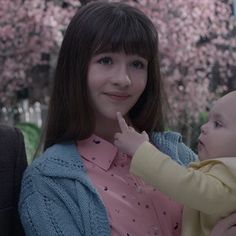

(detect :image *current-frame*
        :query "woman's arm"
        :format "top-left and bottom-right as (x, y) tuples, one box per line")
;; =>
(19, 191), (85, 236)
(209, 212), (236, 236)
(19, 155), (111, 236)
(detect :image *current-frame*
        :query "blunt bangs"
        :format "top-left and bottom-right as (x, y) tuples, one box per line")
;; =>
(91, 5), (156, 60)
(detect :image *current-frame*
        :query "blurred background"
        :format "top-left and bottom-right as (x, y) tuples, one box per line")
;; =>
(1, 0), (236, 162)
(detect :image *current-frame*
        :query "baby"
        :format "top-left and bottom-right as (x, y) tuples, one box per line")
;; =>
(114, 91), (236, 236)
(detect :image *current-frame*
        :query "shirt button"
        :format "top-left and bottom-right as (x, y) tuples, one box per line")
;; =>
(150, 225), (161, 235)
(136, 186), (142, 193)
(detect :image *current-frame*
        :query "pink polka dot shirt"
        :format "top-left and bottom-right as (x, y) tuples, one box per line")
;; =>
(77, 134), (182, 236)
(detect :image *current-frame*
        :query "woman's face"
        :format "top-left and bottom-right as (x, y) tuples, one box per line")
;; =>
(87, 52), (148, 121)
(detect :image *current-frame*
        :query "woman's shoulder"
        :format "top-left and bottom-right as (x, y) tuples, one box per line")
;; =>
(23, 141), (86, 183)
(0, 124), (23, 144)
(20, 141), (88, 200)
(150, 131), (197, 166)
(0, 124), (27, 169)
(149, 130), (182, 145)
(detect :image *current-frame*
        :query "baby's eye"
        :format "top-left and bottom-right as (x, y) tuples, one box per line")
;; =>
(97, 57), (112, 65)
(214, 120), (222, 128)
(131, 60), (146, 69)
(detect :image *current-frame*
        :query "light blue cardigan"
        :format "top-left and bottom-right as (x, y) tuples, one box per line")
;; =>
(19, 131), (197, 236)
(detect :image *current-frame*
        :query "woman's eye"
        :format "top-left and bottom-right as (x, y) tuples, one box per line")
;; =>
(97, 57), (112, 65)
(214, 121), (222, 128)
(131, 60), (146, 69)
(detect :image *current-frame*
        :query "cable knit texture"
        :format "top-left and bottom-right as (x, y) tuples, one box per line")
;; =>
(149, 131), (197, 166)
(19, 131), (197, 236)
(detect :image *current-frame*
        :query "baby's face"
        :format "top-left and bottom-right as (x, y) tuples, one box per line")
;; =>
(198, 91), (236, 161)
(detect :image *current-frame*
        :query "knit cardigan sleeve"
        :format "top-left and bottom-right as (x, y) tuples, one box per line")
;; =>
(19, 144), (111, 236)
(19, 170), (85, 236)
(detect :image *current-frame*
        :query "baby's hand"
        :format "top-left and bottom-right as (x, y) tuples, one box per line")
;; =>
(114, 112), (149, 156)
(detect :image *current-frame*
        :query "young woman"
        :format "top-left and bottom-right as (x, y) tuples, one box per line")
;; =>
(19, 1), (236, 235)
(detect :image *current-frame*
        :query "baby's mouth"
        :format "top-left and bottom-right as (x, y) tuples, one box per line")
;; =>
(198, 139), (205, 152)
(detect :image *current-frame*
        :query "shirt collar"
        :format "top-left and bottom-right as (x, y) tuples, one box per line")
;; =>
(77, 134), (118, 171)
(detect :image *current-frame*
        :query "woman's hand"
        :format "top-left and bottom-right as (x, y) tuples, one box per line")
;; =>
(209, 212), (236, 236)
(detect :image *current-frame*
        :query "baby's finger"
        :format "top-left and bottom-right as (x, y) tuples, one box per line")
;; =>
(114, 132), (121, 141)
(116, 112), (128, 132)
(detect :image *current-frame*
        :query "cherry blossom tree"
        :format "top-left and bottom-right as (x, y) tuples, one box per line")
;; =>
(1, 0), (235, 146)
(0, 0), (79, 105)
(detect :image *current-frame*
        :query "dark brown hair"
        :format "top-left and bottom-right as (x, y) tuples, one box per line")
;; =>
(44, 1), (165, 149)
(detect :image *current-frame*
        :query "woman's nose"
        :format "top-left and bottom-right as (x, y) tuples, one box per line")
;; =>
(112, 68), (131, 87)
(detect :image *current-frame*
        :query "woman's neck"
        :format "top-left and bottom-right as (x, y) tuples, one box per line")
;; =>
(94, 117), (120, 143)
(95, 124), (120, 143)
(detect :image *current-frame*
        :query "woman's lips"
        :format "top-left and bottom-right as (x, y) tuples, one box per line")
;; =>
(104, 93), (130, 101)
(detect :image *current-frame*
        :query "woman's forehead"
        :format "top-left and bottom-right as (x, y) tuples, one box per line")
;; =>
(93, 40), (151, 59)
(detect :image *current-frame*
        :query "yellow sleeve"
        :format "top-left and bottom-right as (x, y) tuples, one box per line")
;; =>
(130, 142), (236, 215)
